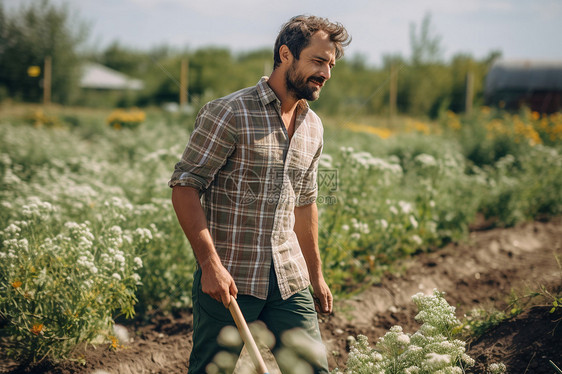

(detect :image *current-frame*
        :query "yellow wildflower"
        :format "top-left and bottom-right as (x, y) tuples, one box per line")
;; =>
(531, 111), (540, 121)
(446, 111), (461, 130)
(12, 280), (22, 289)
(480, 106), (491, 115)
(107, 108), (145, 130)
(109, 335), (119, 349)
(345, 123), (393, 139)
(31, 323), (43, 336)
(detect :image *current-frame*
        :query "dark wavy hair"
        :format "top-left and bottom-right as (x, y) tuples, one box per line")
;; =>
(273, 15), (351, 69)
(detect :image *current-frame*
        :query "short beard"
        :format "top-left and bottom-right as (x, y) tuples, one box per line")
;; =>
(285, 62), (321, 101)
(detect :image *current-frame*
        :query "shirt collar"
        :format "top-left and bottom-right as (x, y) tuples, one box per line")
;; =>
(257, 76), (278, 106)
(256, 76), (310, 115)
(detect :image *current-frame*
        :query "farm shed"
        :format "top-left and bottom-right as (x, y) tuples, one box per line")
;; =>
(485, 59), (562, 113)
(80, 62), (144, 91)
(77, 63), (144, 107)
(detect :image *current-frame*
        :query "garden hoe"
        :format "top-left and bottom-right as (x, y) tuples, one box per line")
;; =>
(228, 296), (281, 374)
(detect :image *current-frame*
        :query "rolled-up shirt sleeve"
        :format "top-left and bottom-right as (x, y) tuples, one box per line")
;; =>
(169, 101), (237, 192)
(295, 140), (323, 207)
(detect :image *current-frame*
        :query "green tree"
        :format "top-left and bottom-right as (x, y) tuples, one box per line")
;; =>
(409, 13), (442, 66)
(0, 0), (88, 103)
(403, 13), (449, 117)
(97, 41), (148, 78)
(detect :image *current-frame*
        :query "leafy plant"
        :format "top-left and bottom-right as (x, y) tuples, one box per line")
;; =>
(0, 198), (143, 363)
(333, 290), (505, 374)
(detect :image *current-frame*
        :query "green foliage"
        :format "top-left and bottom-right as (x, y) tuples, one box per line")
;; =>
(0, 7), (500, 118)
(333, 290), (501, 374)
(317, 127), (483, 294)
(0, 112), (197, 325)
(0, 200), (144, 362)
(1, 106), (561, 364)
(477, 147), (562, 225)
(410, 13), (443, 66)
(461, 308), (508, 339)
(97, 41), (149, 77)
(0, 0), (87, 103)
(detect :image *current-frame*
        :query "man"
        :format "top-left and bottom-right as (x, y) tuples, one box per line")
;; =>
(169, 15), (351, 373)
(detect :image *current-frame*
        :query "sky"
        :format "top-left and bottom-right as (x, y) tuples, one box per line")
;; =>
(4, 0), (562, 66)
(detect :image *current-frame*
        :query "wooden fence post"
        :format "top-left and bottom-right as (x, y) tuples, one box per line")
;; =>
(43, 56), (52, 105)
(389, 63), (398, 119)
(180, 58), (188, 106)
(465, 71), (474, 115)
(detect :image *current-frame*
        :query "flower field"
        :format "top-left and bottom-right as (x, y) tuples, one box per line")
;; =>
(0, 105), (561, 371)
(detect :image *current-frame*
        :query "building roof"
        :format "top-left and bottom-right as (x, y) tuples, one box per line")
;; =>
(485, 59), (562, 94)
(80, 62), (144, 90)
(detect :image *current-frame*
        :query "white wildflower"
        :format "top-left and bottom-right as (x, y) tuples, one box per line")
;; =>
(3, 169), (22, 185)
(487, 363), (506, 374)
(115, 253), (125, 264)
(109, 225), (123, 236)
(426, 352), (451, 365)
(378, 219), (389, 229)
(83, 279), (94, 289)
(123, 234), (133, 244)
(78, 236), (93, 250)
(131, 273), (142, 283)
(112, 273), (122, 281)
(113, 324), (130, 344)
(399, 201), (413, 214)
(462, 353), (475, 367)
(415, 153), (437, 167)
(4, 223), (21, 237)
(409, 215), (419, 229)
(134, 227), (153, 244)
(397, 333), (411, 345)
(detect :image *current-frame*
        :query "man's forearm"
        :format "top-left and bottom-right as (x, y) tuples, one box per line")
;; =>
(294, 202), (333, 313)
(294, 203), (323, 281)
(171, 186), (237, 306)
(171, 186), (221, 268)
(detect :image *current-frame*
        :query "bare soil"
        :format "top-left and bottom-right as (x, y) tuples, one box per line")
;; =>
(2, 218), (561, 374)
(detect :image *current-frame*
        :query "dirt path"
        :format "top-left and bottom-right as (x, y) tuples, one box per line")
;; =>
(2, 218), (561, 374)
(322, 218), (562, 373)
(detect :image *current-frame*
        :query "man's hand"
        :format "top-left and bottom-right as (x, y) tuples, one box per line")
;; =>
(201, 260), (238, 308)
(311, 276), (333, 314)
(172, 186), (237, 308)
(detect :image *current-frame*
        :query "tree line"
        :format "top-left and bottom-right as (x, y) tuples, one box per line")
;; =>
(0, 0), (500, 118)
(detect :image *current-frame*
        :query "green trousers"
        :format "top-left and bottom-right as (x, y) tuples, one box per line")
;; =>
(188, 266), (329, 374)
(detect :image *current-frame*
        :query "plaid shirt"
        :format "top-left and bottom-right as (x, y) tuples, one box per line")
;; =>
(169, 77), (323, 300)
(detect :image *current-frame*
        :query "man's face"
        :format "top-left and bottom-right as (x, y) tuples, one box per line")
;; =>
(285, 31), (336, 101)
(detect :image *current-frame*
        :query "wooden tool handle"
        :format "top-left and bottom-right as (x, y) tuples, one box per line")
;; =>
(228, 296), (269, 374)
